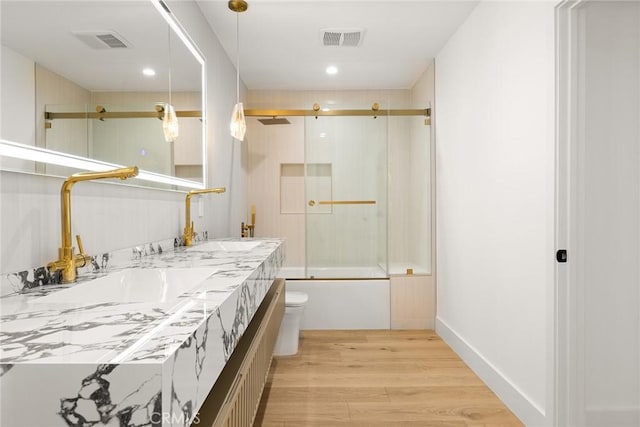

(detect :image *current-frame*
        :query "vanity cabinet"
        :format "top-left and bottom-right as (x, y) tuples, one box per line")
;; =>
(196, 278), (284, 426)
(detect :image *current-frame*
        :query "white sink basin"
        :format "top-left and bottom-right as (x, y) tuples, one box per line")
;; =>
(187, 240), (261, 252)
(34, 267), (217, 304)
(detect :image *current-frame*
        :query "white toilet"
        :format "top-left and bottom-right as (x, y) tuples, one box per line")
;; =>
(274, 291), (308, 356)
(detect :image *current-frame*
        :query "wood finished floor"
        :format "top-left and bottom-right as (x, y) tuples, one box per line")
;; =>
(254, 330), (524, 427)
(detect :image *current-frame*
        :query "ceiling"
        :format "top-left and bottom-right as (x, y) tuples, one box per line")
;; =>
(1, 1), (200, 92)
(1, 1), (478, 93)
(197, 0), (478, 90)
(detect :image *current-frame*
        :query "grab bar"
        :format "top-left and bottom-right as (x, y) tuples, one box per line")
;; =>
(308, 200), (376, 206)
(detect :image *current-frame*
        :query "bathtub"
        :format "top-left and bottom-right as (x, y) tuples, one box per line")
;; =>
(277, 266), (390, 329)
(278, 265), (388, 279)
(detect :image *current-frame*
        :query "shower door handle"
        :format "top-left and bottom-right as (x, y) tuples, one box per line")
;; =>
(308, 200), (376, 206)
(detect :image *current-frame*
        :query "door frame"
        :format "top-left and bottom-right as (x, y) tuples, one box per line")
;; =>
(555, 1), (586, 426)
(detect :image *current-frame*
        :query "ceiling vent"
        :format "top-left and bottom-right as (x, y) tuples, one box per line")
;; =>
(73, 31), (130, 49)
(320, 28), (364, 47)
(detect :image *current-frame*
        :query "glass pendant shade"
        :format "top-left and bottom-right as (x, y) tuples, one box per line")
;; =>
(230, 102), (246, 141)
(163, 103), (179, 143)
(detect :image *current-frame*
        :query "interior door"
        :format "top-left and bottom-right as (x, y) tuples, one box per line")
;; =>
(558, 2), (640, 425)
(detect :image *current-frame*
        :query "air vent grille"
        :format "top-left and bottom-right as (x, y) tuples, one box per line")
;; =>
(342, 32), (361, 47)
(95, 33), (128, 48)
(323, 31), (342, 47)
(73, 31), (131, 49)
(320, 28), (364, 47)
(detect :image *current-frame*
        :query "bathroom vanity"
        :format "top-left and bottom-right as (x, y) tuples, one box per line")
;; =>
(0, 238), (284, 426)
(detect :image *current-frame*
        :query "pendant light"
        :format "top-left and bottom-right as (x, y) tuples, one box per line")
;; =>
(163, 25), (179, 143)
(229, 0), (248, 141)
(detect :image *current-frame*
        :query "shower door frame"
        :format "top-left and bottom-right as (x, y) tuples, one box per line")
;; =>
(245, 107), (431, 281)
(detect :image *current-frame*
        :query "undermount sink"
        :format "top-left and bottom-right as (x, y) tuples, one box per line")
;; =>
(187, 240), (261, 252)
(34, 267), (217, 304)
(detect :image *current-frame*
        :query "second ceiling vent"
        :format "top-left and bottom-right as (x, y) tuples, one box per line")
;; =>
(320, 28), (364, 47)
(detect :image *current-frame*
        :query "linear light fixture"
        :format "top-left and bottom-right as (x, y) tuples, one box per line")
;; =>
(0, 139), (115, 171)
(0, 139), (205, 189)
(150, 0), (205, 65)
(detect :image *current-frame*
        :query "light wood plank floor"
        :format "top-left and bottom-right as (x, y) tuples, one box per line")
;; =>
(254, 330), (524, 427)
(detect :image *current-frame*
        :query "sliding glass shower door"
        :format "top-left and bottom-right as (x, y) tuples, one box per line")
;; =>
(304, 115), (388, 279)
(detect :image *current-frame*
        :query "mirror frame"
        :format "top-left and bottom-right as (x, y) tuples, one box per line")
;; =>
(0, 0), (207, 190)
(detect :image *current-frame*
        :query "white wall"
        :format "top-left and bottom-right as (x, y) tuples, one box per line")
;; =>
(0, 1), (243, 275)
(434, 2), (555, 425)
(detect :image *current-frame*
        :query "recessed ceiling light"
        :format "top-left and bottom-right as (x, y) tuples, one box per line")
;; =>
(142, 68), (156, 76)
(326, 65), (338, 75)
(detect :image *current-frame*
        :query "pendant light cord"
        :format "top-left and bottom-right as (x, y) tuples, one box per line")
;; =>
(236, 11), (240, 104)
(168, 25), (172, 108)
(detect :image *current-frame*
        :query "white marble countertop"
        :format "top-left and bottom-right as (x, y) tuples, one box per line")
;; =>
(0, 238), (284, 427)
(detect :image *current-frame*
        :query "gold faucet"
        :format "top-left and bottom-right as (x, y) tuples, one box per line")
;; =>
(47, 166), (139, 283)
(241, 205), (256, 237)
(183, 187), (226, 246)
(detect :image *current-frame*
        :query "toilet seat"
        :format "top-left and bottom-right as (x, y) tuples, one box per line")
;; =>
(285, 291), (308, 307)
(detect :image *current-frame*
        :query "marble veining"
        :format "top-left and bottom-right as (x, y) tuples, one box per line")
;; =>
(59, 364), (162, 427)
(0, 238), (284, 426)
(1, 232), (216, 297)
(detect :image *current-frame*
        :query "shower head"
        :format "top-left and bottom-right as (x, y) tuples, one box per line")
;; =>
(258, 117), (291, 125)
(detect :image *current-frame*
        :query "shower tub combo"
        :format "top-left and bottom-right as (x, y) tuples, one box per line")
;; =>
(247, 104), (433, 329)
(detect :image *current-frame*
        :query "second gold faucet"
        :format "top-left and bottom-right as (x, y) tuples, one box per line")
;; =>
(241, 205), (256, 237)
(183, 187), (226, 246)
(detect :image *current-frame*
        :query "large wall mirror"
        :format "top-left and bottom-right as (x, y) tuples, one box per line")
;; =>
(0, 0), (206, 189)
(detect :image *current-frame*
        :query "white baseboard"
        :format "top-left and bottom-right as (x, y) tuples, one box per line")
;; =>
(436, 317), (548, 426)
(585, 407), (640, 427)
